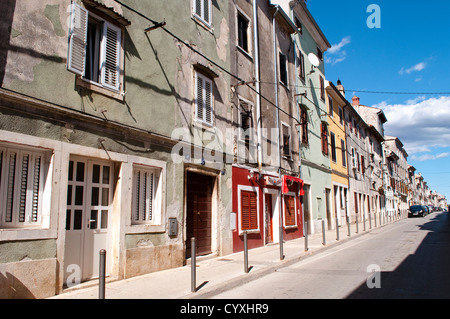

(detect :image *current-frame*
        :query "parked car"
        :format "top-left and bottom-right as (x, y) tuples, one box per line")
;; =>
(408, 205), (427, 217)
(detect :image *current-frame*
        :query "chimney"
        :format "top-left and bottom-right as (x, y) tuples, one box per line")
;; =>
(352, 96), (360, 106)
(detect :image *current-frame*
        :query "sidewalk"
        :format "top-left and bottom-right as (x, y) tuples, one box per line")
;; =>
(49, 218), (396, 299)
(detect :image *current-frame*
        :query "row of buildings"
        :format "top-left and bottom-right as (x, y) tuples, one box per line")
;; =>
(0, 0), (446, 298)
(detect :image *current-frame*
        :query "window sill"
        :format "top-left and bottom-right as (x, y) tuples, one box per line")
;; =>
(126, 224), (165, 234)
(76, 77), (124, 102)
(237, 45), (253, 61)
(192, 15), (214, 34)
(0, 228), (57, 241)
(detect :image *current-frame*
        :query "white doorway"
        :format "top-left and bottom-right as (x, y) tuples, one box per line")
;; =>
(64, 157), (113, 283)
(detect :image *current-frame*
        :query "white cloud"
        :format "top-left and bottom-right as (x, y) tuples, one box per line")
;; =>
(380, 96), (450, 157)
(410, 152), (450, 162)
(399, 62), (427, 75)
(325, 36), (350, 65)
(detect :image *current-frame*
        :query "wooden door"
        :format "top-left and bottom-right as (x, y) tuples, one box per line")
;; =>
(186, 172), (213, 258)
(264, 194), (273, 244)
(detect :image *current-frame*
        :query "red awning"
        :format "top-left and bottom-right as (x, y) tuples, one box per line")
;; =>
(282, 175), (304, 195)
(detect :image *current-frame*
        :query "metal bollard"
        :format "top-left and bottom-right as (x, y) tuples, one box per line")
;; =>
(99, 249), (106, 299)
(304, 221), (309, 251)
(347, 216), (351, 237)
(356, 213), (359, 234)
(322, 219), (326, 245)
(191, 237), (196, 293)
(279, 226), (284, 260)
(243, 231), (248, 273)
(335, 216), (340, 241)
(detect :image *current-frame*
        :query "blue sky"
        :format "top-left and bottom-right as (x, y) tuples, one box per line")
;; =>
(307, 0), (450, 201)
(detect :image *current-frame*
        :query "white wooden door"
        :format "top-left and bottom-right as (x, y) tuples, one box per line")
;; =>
(64, 157), (113, 283)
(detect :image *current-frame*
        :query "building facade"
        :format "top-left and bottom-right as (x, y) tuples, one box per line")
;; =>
(290, 0), (332, 234)
(326, 81), (349, 228)
(0, 0), (235, 298)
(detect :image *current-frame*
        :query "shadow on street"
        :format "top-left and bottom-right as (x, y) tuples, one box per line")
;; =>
(346, 212), (450, 299)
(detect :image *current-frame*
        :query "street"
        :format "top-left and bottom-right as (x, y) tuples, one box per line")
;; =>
(213, 211), (450, 299)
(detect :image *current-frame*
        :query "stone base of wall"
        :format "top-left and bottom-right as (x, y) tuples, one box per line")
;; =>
(0, 258), (57, 299)
(125, 244), (184, 279)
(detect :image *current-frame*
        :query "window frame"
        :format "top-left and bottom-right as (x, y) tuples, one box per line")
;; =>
(237, 10), (250, 54)
(238, 97), (254, 143)
(283, 192), (297, 228)
(0, 145), (49, 229)
(194, 71), (214, 127)
(328, 95), (333, 117)
(320, 76), (325, 101)
(67, 2), (124, 99)
(321, 122), (329, 155)
(281, 122), (291, 158)
(330, 131), (336, 162)
(238, 185), (260, 234)
(279, 52), (288, 87)
(341, 139), (347, 168)
(192, 0), (212, 28)
(131, 165), (162, 226)
(300, 107), (309, 145)
(297, 51), (305, 82)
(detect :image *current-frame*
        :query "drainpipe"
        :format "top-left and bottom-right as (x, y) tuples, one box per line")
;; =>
(253, 0), (263, 173)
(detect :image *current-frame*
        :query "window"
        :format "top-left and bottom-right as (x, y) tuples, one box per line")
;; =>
(338, 107), (344, 125)
(321, 123), (328, 155)
(328, 95), (333, 117)
(239, 98), (253, 142)
(132, 166), (161, 225)
(330, 132), (336, 162)
(237, 12), (249, 53)
(279, 52), (288, 86)
(240, 190), (258, 231)
(361, 155), (365, 175)
(284, 195), (296, 227)
(282, 123), (291, 158)
(67, 2), (122, 92)
(0, 146), (48, 228)
(320, 76), (325, 100)
(317, 47), (323, 61)
(195, 72), (214, 126)
(297, 52), (305, 81)
(341, 139), (347, 167)
(193, 0), (212, 27)
(300, 107), (308, 145)
(351, 148), (357, 169)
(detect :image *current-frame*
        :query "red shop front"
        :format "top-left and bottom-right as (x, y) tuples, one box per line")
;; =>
(231, 166), (304, 253)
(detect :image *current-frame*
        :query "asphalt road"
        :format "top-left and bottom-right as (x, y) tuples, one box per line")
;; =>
(213, 211), (450, 299)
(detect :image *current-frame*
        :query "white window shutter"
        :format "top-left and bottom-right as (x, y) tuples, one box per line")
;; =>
(193, 0), (211, 26)
(204, 0), (211, 25)
(196, 73), (204, 121)
(67, 2), (88, 76)
(194, 0), (202, 18)
(101, 22), (121, 91)
(204, 79), (213, 125)
(195, 73), (214, 125)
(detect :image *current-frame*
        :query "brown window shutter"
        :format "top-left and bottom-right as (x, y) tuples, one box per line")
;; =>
(241, 191), (258, 230)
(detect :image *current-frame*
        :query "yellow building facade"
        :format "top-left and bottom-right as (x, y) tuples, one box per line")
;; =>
(326, 81), (349, 227)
